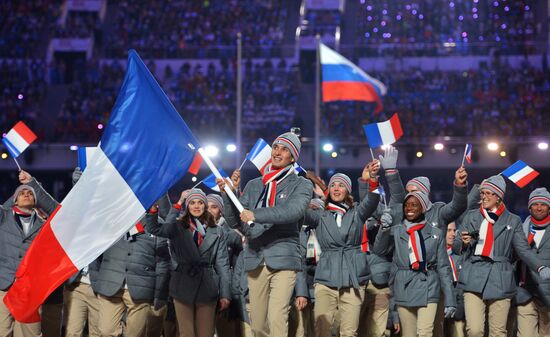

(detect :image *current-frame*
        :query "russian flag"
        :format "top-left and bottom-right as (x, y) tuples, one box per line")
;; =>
(2, 121), (37, 158)
(246, 138), (272, 174)
(77, 146), (97, 171)
(362, 113), (403, 148)
(502, 160), (540, 188)
(320, 43), (387, 113)
(203, 169), (229, 192)
(3, 50), (200, 322)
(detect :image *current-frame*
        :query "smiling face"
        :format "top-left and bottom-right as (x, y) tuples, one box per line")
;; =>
(404, 196), (423, 221)
(15, 189), (35, 209)
(480, 189), (499, 210)
(446, 222), (457, 246)
(530, 202), (549, 221)
(329, 181), (348, 203)
(271, 143), (294, 169)
(188, 199), (205, 218)
(207, 201), (222, 221)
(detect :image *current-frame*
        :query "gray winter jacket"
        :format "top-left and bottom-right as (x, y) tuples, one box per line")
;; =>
(222, 173), (313, 272)
(453, 208), (543, 300)
(144, 207), (232, 304)
(92, 232), (170, 302)
(374, 222), (456, 308)
(0, 178), (58, 290)
(304, 191), (380, 289)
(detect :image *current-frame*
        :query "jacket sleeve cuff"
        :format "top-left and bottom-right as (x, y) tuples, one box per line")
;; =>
(173, 203), (182, 210)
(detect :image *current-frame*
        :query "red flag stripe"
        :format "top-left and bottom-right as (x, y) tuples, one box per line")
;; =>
(13, 121), (37, 144)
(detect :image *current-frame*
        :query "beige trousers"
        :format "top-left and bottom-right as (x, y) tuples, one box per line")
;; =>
(97, 289), (150, 337)
(173, 300), (216, 337)
(448, 320), (465, 337)
(289, 302), (313, 337)
(396, 303), (438, 337)
(64, 283), (100, 337)
(357, 284), (390, 337)
(146, 305), (167, 337)
(517, 297), (550, 337)
(314, 283), (365, 337)
(0, 290), (41, 337)
(240, 303), (253, 337)
(464, 292), (511, 337)
(247, 266), (297, 337)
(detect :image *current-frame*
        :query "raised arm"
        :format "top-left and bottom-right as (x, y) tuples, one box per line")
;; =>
(143, 205), (178, 238)
(438, 167), (468, 226)
(22, 171), (59, 215)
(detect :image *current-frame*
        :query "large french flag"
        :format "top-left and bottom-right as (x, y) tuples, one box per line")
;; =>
(2, 121), (37, 158)
(502, 160), (540, 188)
(363, 113), (403, 148)
(320, 43), (387, 113)
(4, 50), (199, 322)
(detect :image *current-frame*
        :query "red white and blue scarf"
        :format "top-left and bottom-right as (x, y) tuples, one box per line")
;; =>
(189, 217), (206, 247)
(447, 245), (458, 282)
(327, 201), (349, 227)
(257, 164), (294, 208)
(528, 215), (550, 249)
(475, 203), (505, 259)
(405, 220), (426, 271)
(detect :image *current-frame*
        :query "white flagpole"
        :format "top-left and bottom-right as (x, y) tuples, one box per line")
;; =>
(12, 157), (21, 171)
(461, 144), (468, 167)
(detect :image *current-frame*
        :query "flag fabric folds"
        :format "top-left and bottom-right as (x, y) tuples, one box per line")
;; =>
(77, 147), (97, 171)
(502, 160), (540, 188)
(203, 169), (229, 192)
(2, 121), (37, 158)
(320, 43), (387, 113)
(4, 49), (199, 322)
(362, 113), (403, 148)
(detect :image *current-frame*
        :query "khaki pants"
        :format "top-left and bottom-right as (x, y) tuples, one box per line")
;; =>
(357, 284), (389, 337)
(289, 302), (313, 337)
(41, 303), (62, 337)
(97, 289), (150, 337)
(64, 283), (100, 337)
(240, 303), (253, 337)
(397, 303), (438, 337)
(247, 266), (297, 337)
(173, 300), (216, 337)
(464, 292), (511, 337)
(448, 320), (465, 337)
(0, 290), (41, 337)
(314, 283), (365, 337)
(146, 305), (167, 337)
(517, 297), (550, 337)
(433, 297), (444, 337)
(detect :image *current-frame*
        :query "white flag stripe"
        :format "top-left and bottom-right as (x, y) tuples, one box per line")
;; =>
(379, 120), (397, 145)
(508, 165), (534, 183)
(250, 146), (272, 171)
(4, 129), (30, 153)
(51, 148), (145, 269)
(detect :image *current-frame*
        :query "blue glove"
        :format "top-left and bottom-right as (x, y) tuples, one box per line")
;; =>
(539, 266), (550, 280)
(444, 306), (457, 318)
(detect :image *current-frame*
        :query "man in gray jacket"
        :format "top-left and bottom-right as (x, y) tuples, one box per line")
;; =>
(515, 187), (550, 337)
(0, 170), (58, 337)
(218, 132), (313, 337)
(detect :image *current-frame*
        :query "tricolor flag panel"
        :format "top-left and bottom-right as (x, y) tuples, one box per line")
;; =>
(320, 43), (387, 113)
(247, 138), (272, 174)
(293, 163), (305, 174)
(464, 144), (472, 164)
(203, 169), (229, 192)
(2, 121), (37, 158)
(77, 147), (97, 171)
(363, 113), (403, 148)
(502, 160), (540, 188)
(4, 50), (200, 322)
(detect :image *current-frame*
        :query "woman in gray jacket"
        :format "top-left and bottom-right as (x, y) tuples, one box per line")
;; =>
(373, 191), (456, 337)
(304, 160), (380, 337)
(145, 189), (231, 337)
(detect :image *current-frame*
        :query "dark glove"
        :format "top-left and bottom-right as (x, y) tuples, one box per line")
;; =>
(154, 298), (167, 311)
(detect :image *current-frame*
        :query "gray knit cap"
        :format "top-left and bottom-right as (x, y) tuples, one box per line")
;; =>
(328, 173), (352, 194)
(273, 132), (301, 160)
(479, 175), (506, 200)
(404, 191), (432, 213)
(528, 187), (550, 209)
(207, 194), (224, 214)
(184, 189), (208, 209)
(406, 177), (431, 195)
(13, 185), (37, 203)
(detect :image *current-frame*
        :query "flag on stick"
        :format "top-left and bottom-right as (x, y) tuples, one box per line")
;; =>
(363, 113), (403, 148)
(502, 160), (539, 188)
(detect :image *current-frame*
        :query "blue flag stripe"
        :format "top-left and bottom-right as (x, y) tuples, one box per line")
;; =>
(502, 160), (527, 177)
(363, 124), (383, 148)
(247, 139), (268, 160)
(2, 138), (21, 158)
(77, 148), (88, 171)
(322, 64), (384, 97)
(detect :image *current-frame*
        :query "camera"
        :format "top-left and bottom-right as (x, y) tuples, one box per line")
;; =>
(290, 127), (301, 137)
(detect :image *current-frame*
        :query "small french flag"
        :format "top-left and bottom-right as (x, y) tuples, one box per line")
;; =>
(463, 144), (472, 165)
(363, 113), (403, 148)
(502, 160), (540, 188)
(293, 163), (305, 175)
(373, 185), (385, 196)
(77, 147), (97, 171)
(203, 169), (229, 192)
(2, 121), (37, 158)
(246, 138), (272, 174)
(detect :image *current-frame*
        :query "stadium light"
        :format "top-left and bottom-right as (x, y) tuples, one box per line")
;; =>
(416, 151), (423, 158)
(434, 143), (444, 151)
(322, 143), (334, 152)
(69, 145), (78, 151)
(1, 152), (7, 160)
(487, 142), (499, 151)
(97, 123), (104, 130)
(204, 145), (219, 158)
(331, 151), (338, 158)
(191, 176), (197, 182)
(499, 151), (507, 157)
(538, 142), (548, 150)
(226, 144), (237, 152)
